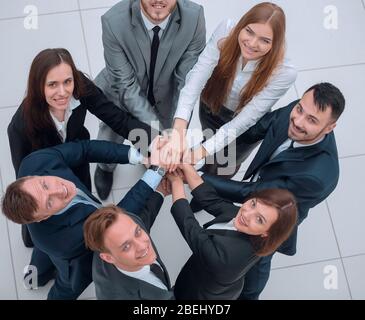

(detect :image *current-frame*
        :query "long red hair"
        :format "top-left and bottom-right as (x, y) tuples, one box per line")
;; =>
(201, 2), (286, 114)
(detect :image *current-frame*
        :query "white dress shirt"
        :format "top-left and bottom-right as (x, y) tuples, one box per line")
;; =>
(117, 260), (168, 290)
(174, 19), (297, 155)
(49, 97), (80, 142)
(207, 218), (237, 231)
(140, 9), (170, 41)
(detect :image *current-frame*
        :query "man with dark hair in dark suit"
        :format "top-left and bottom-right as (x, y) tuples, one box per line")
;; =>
(197, 82), (346, 299)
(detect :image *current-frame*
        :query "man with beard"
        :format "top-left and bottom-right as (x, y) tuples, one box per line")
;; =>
(197, 82), (345, 299)
(94, 0), (206, 200)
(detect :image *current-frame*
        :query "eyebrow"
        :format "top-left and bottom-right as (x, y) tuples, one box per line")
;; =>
(38, 179), (48, 210)
(298, 102), (320, 122)
(46, 77), (73, 84)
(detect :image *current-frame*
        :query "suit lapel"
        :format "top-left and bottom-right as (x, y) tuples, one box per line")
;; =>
(244, 116), (290, 179)
(153, 7), (180, 82)
(131, 2), (151, 74)
(203, 211), (237, 229)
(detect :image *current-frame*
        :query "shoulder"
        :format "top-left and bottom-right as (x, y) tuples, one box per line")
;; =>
(8, 104), (25, 131)
(178, 0), (203, 12)
(271, 56), (298, 85)
(102, 0), (129, 20)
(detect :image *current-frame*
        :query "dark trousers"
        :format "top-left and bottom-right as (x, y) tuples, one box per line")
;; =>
(239, 254), (273, 300)
(199, 101), (260, 177)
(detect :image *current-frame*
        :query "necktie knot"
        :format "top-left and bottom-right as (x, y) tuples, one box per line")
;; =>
(152, 25), (161, 34)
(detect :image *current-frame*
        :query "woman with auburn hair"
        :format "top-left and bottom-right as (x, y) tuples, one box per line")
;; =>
(167, 164), (297, 300)
(7, 48), (154, 285)
(166, 2), (297, 176)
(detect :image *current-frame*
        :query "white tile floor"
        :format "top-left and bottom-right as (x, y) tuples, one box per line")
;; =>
(0, 0), (364, 300)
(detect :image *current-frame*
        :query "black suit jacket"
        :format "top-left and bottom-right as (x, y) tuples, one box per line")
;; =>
(92, 193), (174, 300)
(172, 182), (259, 300)
(18, 140), (155, 298)
(8, 72), (155, 188)
(203, 100), (340, 255)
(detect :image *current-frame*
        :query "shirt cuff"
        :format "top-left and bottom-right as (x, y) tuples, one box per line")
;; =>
(128, 147), (144, 165)
(173, 108), (192, 122)
(155, 190), (165, 199)
(141, 169), (163, 190)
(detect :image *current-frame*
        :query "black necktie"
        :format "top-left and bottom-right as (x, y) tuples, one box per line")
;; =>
(150, 263), (168, 288)
(288, 140), (295, 149)
(148, 26), (161, 106)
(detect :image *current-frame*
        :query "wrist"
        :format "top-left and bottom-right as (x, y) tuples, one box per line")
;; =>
(149, 165), (166, 177)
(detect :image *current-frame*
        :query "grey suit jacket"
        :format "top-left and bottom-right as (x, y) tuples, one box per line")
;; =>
(93, 193), (174, 300)
(95, 0), (206, 129)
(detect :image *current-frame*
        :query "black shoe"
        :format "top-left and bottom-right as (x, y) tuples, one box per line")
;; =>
(94, 166), (113, 200)
(21, 225), (34, 248)
(189, 197), (203, 213)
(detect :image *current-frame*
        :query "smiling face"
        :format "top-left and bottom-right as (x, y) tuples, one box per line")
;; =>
(288, 90), (336, 145)
(238, 22), (273, 61)
(100, 213), (157, 271)
(234, 198), (278, 237)
(44, 62), (74, 120)
(21, 176), (77, 222)
(140, 0), (176, 24)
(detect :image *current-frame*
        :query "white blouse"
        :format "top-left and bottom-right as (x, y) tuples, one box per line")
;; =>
(174, 19), (297, 155)
(49, 97), (80, 142)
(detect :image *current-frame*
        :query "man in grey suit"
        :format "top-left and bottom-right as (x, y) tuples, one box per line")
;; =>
(94, 0), (206, 200)
(84, 201), (174, 300)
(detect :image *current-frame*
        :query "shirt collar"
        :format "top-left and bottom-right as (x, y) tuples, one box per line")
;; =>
(292, 136), (325, 148)
(140, 9), (170, 32)
(239, 56), (260, 72)
(49, 97), (80, 133)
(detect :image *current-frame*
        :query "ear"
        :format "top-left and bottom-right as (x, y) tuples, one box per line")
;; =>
(260, 232), (268, 238)
(324, 122), (336, 134)
(99, 252), (114, 264)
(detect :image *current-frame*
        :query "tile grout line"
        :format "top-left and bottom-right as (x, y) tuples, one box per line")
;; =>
(299, 62), (365, 73)
(5, 219), (20, 300)
(324, 199), (353, 299)
(272, 251), (365, 271)
(340, 154), (365, 160)
(0, 105), (18, 110)
(0, 6), (112, 22)
(77, 0), (93, 77)
(271, 256), (343, 271)
(293, 83), (300, 100)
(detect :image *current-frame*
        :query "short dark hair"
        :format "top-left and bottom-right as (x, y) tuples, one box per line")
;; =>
(248, 189), (298, 256)
(1, 177), (38, 224)
(305, 82), (345, 121)
(84, 205), (128, 253)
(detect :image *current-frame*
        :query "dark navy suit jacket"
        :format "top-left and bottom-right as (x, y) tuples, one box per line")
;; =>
(203, 101), (340, 255)
(18, 140), (155, 297)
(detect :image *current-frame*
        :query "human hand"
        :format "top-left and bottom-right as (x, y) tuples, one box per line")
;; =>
(149, 135), (169, 168)
(182, 145), (207, 165)
(156, 177), (171, 197)
(166, 170), (184, 185)
(159, 128), (187, 173)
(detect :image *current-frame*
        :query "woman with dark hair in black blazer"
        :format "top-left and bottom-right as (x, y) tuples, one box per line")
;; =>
(167, 164), (297, 300)
(8, 48), (155, 285)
